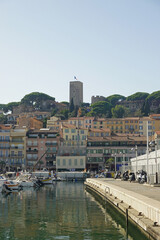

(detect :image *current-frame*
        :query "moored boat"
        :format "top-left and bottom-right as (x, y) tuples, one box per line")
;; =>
(2, 180), (22, 193)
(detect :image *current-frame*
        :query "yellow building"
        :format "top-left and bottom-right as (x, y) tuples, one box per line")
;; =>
(10, 127), (27, 169)
(88, 128), (111, 138)
(17, 116), (43, 129)
(61, 124), (88, 147)
(0, 124), (12, 167)
(68, 116), (95, 129)
(104, 118), (124, 133)
(47, 116), (68, 131)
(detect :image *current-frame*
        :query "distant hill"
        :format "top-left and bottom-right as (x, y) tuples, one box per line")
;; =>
(1, 90), (160, 118)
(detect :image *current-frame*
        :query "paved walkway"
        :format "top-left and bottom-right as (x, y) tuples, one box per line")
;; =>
(94, 178), (160, 202)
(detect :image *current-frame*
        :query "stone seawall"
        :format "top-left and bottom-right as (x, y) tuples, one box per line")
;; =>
(85, 178), (160, 240)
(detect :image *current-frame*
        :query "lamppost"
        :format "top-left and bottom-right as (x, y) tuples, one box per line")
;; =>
(111, 153), (117, 173)
(146, 121), (149, 183)
(155, 137), (158, 184)
(120, 152), (125, 174)
(135, 145), (138, 174)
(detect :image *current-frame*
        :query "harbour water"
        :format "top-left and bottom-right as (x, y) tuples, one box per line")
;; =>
(0, 182), (148, 240)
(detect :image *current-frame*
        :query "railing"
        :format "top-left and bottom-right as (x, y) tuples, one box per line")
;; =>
(10, 154), (24, 158)
(0, 139), (10, 142)
(45, 156), (56, 160)
(26, 149), (38, 153)
(10, 146), (24, 149)
(0, 146), (10, 149)
(26, 157), (38, 160)
(45, 142), (57, 146)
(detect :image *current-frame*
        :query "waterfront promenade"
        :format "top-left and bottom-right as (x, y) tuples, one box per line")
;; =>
(85, 178), (160, 240)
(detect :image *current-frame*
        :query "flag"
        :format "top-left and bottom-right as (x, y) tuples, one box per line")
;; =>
(74, 76), (77, 80)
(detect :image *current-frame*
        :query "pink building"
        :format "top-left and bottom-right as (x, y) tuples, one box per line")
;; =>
(26, 129), (60, 170)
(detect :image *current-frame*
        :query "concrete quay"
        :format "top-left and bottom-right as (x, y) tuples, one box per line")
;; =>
(85, 178), (160, 240)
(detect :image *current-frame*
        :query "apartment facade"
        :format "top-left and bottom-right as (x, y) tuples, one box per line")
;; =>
(26, 129), (59, 170)
(9, 127), (27, 170)
(86, 133), (147, 171)
(0, 124), (12, 169)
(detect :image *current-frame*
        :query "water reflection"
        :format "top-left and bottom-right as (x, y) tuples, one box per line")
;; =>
(0, 182), (148, 240)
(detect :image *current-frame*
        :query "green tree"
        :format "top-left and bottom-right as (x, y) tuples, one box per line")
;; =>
(88, 101), (112, 117)
(59, 109), (69, 119)
(111, 105), (127, 118)
(106, 94), (126, 107)
(60, 101), (69, 107)
(21, 92), (55, 106)
(141, 99), (150, 116)
(127, 92), (149, 101)
(146, 90), (160, 102)
(3, 102), (20, 113)
(0, 114), (7, 123)
(105, 158), (114, 171)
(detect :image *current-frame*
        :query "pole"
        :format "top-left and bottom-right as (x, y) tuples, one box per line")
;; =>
(115, 154), (117, 173)
(135, 145), (138, 174)
(155, 137), (158, 184)
(123, 153), (125, 173)
(146, 121), (149, 183)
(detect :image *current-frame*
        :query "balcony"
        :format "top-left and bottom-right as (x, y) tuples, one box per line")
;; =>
(26, 149), (38, 153)
(10, 154), (24, 158)
(0, 139), (10, 142)
(26, 157), (38, 160)
(10, 146), (24, 149)
(11, 140), (24, 143)
(0, 146), (10, 149)
(45, 142), (57, 146)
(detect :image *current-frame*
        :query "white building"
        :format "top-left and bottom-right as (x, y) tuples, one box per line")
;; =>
(130, 149), (160, 183)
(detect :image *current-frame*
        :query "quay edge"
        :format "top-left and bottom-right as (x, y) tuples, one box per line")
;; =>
(84, 178), (160, 240)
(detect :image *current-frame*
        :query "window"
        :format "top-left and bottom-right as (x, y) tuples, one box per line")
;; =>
(63, 159), (66, 166)
(18, 151), (22, 156)
(5, 136), (10, 141)
(66, 135), (68, 140)
(71, 129), (76, 133)
(27, 141), (32, 146)
(80, 130), (84, 134)
(69, 159), (72, 166)
(80, 159), (83, 166)
(57, 159), (60, 166)
(65, 129), (69, 133)
(74, 159), (77, 166)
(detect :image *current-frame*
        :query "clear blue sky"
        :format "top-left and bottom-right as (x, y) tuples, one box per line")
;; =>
(0, 0), (160, 104)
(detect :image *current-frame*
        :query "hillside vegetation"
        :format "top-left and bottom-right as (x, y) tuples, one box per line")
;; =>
(0, 90), (160, 120)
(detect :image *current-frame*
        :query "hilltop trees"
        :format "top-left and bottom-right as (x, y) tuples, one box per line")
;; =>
(106, 94), (126, 107)
(111, 105), (128, 118)
(21, 92), (55, 106)
(126, 92), (149, 101)
(87, 101), (112, 117)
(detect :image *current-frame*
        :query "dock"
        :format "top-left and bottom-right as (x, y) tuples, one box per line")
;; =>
(85, 178), (160, 240)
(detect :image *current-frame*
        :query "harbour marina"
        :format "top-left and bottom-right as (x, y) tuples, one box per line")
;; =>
(0, 181), (149, 240)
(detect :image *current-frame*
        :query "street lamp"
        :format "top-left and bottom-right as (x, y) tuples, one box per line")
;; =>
(155, 137), (158, 184)
(111, 153), (117, 173)
(135, 145), (138, 174)
(120, 152), (125, 174)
